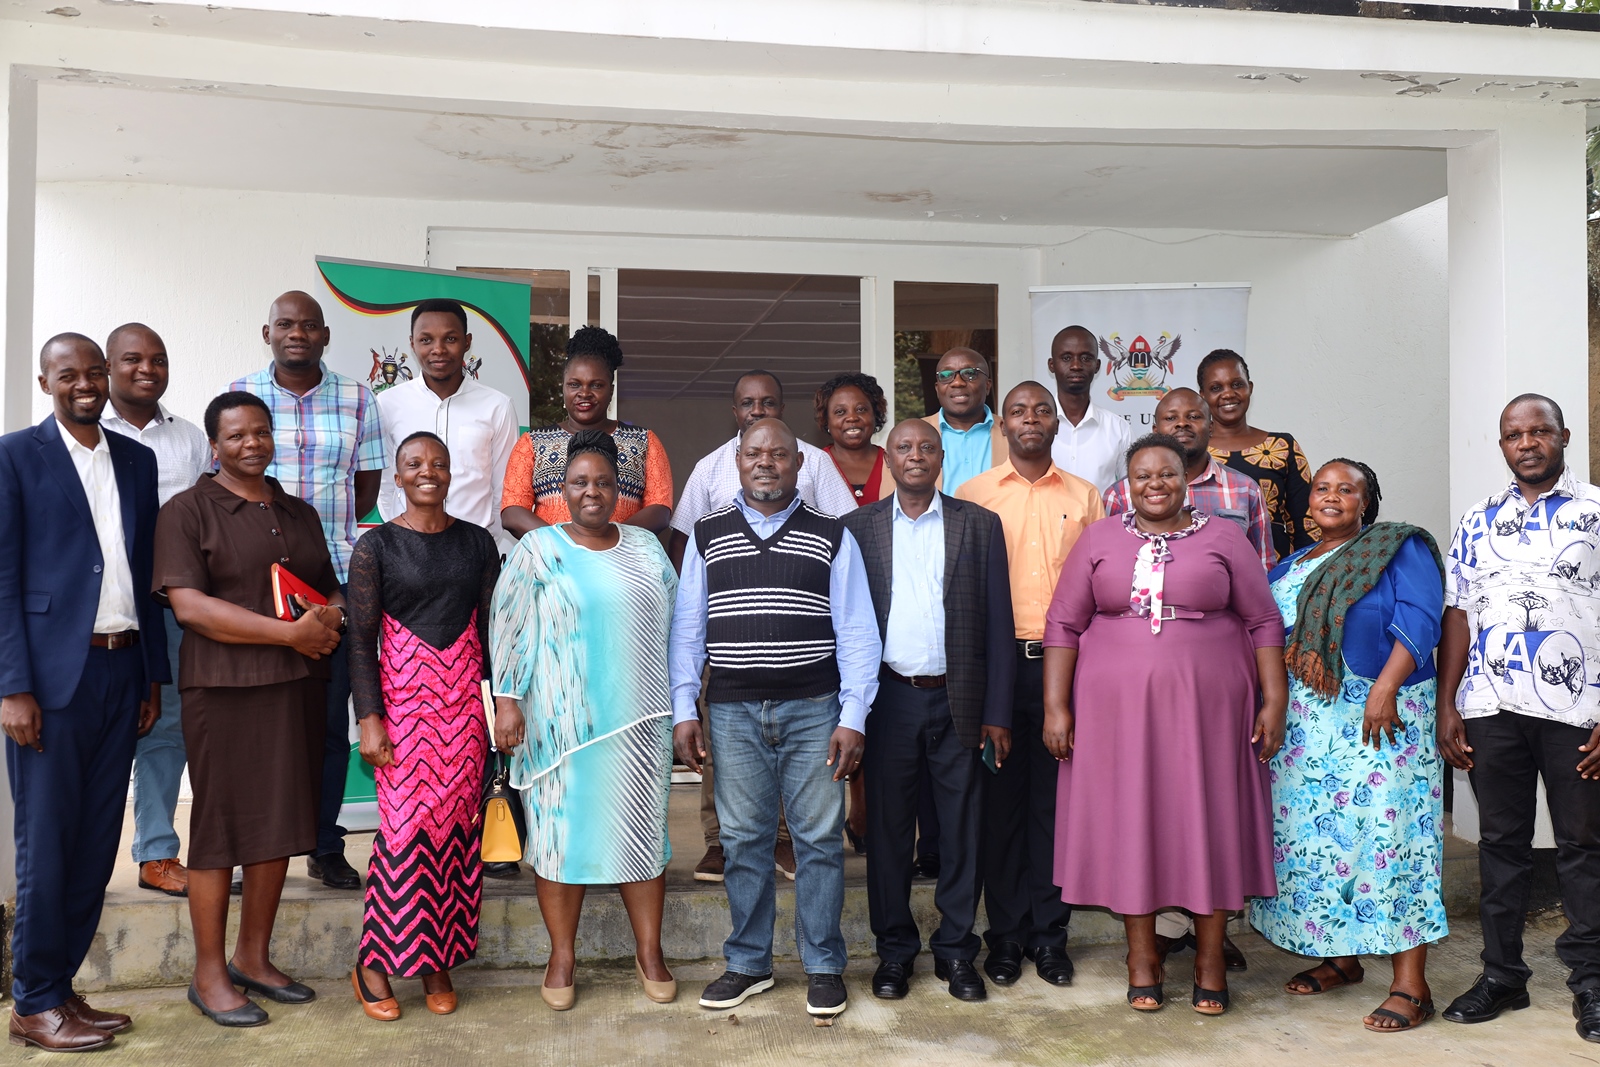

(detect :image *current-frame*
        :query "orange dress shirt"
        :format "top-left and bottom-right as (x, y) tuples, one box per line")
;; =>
(956, 460), (1104, 640)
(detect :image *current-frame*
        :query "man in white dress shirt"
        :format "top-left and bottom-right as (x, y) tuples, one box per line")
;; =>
(100, 323), (210, 900)
(376, 299), (519, 548)
(1046, 325), (1131, 493)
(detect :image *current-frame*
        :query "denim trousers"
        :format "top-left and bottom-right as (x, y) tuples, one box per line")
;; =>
(130, 609), (185, 864)
(708, 692), (847, 976)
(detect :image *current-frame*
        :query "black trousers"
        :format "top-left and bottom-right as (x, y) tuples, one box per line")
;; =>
(7, 646), (141, 1015)
(865, 678), (983, 962)
(1467, 712), (1600, 993)
(981, 653), (1072, 952)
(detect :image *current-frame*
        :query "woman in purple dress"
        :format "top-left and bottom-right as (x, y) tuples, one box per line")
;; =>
(1043, 433), (1287, 1016)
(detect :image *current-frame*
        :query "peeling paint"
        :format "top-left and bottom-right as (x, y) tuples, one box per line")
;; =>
(53, 68), (126, 85)
(1237, 72), (1308, 84)
(1363, 73), (1461, 97)
(865, 190), (934, 205)
(45, 5), (80, 15)
(1396, 79), (1459, 97)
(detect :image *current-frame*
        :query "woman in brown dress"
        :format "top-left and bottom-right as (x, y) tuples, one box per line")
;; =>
(153, 391), (345, 1027)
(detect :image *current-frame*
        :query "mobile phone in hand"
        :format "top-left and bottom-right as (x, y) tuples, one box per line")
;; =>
(981, 735), (1000, 775)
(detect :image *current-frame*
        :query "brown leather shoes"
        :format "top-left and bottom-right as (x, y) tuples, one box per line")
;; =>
(62, 995), (131, 1034)
(138, 859), (189, 897)
(9, 1006), (116, 1051)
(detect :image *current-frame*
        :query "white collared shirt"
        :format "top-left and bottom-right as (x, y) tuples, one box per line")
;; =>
(376, 375), (520, 543)
(1050, 401), (1132, 493)
(1447, 466), (1600, 730)
(882, 491), (947, 676)
(56, 419), (139, 633)
(669, 434), (859, 535)
(102, 402), (211, 507)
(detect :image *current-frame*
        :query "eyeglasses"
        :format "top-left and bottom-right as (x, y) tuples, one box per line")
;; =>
(933, 368), (988, 385)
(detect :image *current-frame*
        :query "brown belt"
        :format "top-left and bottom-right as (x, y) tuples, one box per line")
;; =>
(880, 665), (947, 689)
(90, 631), (139, 650)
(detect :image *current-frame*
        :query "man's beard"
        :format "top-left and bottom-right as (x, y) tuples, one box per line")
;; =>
(748, 485), (786, 501)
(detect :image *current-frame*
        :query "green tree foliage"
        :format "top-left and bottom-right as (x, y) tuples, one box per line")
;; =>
(894, 330), (931, 421)
(1532, 0), (1600, 10)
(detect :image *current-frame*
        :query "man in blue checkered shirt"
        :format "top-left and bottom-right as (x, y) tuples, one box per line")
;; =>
(230, 290), (386, 891)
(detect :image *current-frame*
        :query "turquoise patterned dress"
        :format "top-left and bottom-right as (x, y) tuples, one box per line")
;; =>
(489, 524), (677, 885)
(1248, 552), (1448, 956)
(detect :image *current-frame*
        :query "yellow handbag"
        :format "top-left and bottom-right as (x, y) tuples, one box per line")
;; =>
(479, 680), (527, 863)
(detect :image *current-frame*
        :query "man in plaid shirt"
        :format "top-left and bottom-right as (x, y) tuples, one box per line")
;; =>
(231, 290), (386, 891)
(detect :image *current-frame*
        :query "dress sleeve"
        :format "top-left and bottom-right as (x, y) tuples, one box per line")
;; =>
(1043, 522), (1099, 650)
(152, 493), (209, 597)
(1384, 534), (1445, 670)
(499, 433), (535, 512)
(476, 528), (502, 681)
(489, 534), (541, 701)
(643, 431), (675, 510)
(346, 533), (385, 720)
(1221, 522), (1286, 648)
(1285, 436), (1318, 551)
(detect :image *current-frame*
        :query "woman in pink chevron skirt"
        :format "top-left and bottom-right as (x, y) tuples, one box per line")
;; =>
(346, 431), (501, 1021)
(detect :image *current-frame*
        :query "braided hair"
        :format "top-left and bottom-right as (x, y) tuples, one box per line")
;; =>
(566, 427), (619, 473)
(565, 325), (625, 376)
(1320, 457), (1382, 525)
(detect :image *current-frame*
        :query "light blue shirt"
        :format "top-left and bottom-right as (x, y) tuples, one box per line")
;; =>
(670, 492), (882, 733)
(882, 491), (946, 677)
(938, 405), (995, 496)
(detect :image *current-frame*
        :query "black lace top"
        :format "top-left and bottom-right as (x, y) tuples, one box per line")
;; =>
(347, 519), (500, 720)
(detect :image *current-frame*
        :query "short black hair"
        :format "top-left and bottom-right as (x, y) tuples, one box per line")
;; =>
(565, 325), (625, 375)
(39, 332), (103, 372)
(1318, 457), (1383, 525)
(204, 390), (272, 440)
(410, 299), (469, 335)
(566, 427), (619, 472)
(396, 429), (448, 465)
(734, 369), (784, 401)
(1506, 392), (1566, 431)
(814, 372), (888, 435)
(1196, 349), (1249, 386)
(1126, 431), (1187, 469)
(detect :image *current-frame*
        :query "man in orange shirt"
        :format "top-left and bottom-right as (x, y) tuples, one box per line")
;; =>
(956, 381), (1103, 989)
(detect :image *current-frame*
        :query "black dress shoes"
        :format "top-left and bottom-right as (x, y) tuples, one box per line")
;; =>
(1441, 974), (1531, 1023)
(935, 959), (987, 1002)
(1575, 988), (1600, 1043)
(307, 852), (362, 890)
(1033, 946), (1075, 986)
(983, 942), (1024, 986)
(872, 961), (911, 1000)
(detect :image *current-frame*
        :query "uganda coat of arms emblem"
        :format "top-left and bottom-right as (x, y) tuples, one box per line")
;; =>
(1104, 332), (1181, 401)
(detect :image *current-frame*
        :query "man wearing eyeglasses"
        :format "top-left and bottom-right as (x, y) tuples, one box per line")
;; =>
(1046, 326), (1131, 493)
(920, 348), (1005, 497)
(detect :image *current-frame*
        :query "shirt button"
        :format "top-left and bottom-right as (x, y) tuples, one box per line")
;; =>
(93, 564), (102, 574)
(280, 556), (290, 564)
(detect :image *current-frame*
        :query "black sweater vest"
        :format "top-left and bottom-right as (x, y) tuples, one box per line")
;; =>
(696, 501), (844, 703)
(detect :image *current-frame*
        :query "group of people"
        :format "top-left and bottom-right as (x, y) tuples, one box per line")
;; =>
(2, 293), (1598, 1051)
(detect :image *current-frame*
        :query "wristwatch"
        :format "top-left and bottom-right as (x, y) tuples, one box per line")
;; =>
(335, 606), (349, 634)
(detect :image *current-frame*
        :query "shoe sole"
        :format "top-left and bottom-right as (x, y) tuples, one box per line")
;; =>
(986, 970), (1020, 986)
(1573, 1000), (1600, 1042)
(699, 977), (775, 1009)
(692, 871), (726, 883)
(9, 1034), (115, 1052)
(1443, 992), (1531, 1023)
(806, 998), (848, 1016)
(776, 862), (796, 882)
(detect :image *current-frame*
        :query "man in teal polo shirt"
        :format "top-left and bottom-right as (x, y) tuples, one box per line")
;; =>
(920, 347), (1005, 497)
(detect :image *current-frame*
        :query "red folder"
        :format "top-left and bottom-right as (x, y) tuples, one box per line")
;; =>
(271, 563), (326, 621)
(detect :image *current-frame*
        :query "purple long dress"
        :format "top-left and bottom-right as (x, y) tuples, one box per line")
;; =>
(1044, 515), (1283, 915)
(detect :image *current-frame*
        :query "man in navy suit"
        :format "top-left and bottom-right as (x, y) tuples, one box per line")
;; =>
(0, 334), (167, 1052)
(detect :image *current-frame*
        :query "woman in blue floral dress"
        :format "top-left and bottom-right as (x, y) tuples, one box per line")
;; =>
(1247, 458), (1448, 1033)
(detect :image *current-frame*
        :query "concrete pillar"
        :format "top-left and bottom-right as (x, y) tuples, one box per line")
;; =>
(3, 67), (37, 438)
(1445, 109), (1592, 846)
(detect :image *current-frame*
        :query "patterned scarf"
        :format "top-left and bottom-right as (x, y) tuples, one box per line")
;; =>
(1124, 509), (1210, 634)
(1284, 521), (1445, 698)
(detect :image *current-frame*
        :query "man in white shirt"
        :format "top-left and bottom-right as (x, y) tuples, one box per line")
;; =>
(1046, 325), (1131, 493)
(376, 299), (519, 549)
(667, 370), (856, 884)
(101, 323), (211, 900)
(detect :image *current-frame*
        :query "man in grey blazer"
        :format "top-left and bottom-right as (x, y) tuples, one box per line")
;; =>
(841, 418), (1015, 1002)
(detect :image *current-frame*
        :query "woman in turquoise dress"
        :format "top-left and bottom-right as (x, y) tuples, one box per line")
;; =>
(1247, 458), (1448, 1034)
(490, 430), (679, 1012)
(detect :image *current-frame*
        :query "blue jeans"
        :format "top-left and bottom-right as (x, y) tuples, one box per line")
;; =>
(130, 609), (185, 864)
(316, 584), (351, 857)
(708, 692), (847, 976)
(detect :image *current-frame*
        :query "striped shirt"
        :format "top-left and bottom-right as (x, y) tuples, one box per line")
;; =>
(1103, 456), (1274, 571)
(230, 362), (387, 582)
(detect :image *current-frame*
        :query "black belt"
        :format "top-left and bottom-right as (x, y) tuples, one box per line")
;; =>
(880, 665), (947, 689)
(91, 631), (139, 650)
(1016, 640), (1043, 660)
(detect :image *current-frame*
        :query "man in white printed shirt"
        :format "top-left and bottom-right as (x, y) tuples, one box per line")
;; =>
(1046, 325), (1131, 493)
(1437, 393), (1600, 1044)
(377, 299), (519, 550)
(101, 323), (211, 900)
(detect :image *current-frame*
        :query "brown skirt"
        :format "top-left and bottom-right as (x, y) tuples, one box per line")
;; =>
(182, 677), (324, 870)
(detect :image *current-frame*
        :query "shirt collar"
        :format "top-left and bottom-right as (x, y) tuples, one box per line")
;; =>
(996, 459), (1065, 487)
(734, 490), (804, 525)
(262, 360), (332, 399)
(193, 472), (286, 513)
(1489, 465), (1582, 508)
(1189, 457), (1224, 487)
(102, 402), (173, 431)
(892, 490), (943, 523)
(937, 406), (993, 435)
(55, 416), (106, 455)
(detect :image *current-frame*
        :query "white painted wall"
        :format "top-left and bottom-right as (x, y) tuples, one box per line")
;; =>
(1038, 199), (1451, 542)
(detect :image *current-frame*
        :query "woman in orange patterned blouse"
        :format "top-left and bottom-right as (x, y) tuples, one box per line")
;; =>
(499, 327), (673, 538)
(1198, 349), (1318, 561)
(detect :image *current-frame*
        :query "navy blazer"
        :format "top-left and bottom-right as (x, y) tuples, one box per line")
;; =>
(0, 416), (169, 710)
(1270, 532), (1443, 686)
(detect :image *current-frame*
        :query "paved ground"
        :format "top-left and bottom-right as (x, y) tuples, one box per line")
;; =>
(24, 914), (1592, 1066)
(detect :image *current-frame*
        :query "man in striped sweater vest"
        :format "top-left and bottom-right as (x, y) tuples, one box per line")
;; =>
(670, 418), (883, 1019)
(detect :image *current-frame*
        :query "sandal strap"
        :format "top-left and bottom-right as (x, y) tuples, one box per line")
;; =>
(1288, 970), (1324, 993)
(1325, 959), (1361, 985)
(1366, 1007), (1415, 1028)
(1385, 990), (1423, 1008)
